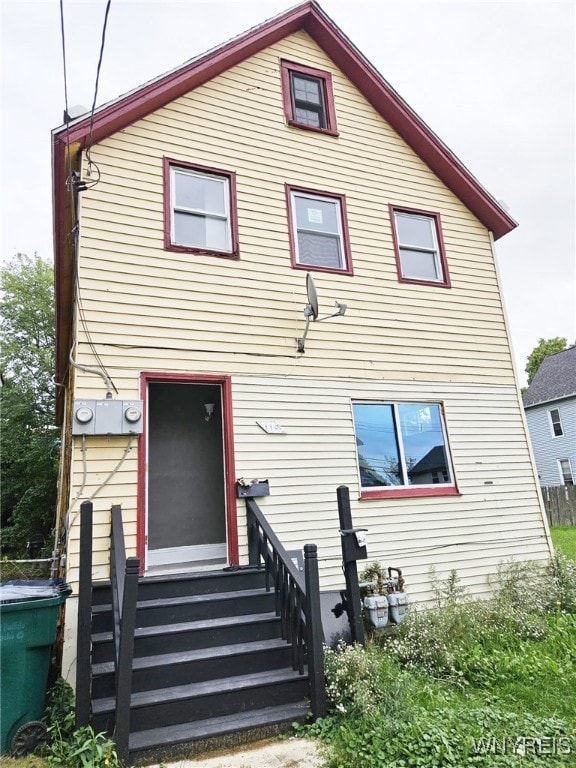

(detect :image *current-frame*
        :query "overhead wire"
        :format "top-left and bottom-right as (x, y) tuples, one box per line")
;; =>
(85, 0), (112, 173)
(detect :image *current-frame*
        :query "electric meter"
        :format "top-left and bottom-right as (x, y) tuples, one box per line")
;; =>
(124, 406), (142, 423)
(75, 406), (94, 424)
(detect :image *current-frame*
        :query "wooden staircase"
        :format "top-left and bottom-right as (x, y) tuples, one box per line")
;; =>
(89, 568), (311, 765)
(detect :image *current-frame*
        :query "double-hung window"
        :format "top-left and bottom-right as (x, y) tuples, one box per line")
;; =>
(287, 186), (352, 274)
(352, 401), (456, 497)
(280, 61), (338, 135)
(559, 459), (574, 486)
(390, 206), (450, 287)
(164, 159), (238, 258)
(549, 408), (564, 437)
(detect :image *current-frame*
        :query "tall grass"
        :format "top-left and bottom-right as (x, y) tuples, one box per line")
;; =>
(551, 526), (576, 561)
(305, 556), (576, 767)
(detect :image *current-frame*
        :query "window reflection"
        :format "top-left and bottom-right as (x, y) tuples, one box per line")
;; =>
(353, 402), (452, 488)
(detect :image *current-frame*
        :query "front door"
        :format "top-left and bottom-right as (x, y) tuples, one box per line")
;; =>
(145, 381), (227, 572)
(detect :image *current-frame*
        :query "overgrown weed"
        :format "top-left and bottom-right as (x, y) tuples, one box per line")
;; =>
(308, 557), (576, 768)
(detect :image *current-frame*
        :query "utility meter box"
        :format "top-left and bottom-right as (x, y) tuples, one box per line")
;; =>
(72, 399), (144, 436)
(364, 595), (389, 628)
(387, 592), (410, 625)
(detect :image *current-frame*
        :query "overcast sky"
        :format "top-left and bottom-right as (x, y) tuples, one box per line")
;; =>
(2, 0), (575, 384)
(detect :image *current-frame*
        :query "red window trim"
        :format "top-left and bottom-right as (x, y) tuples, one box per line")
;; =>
(389, 204), (451, 288)
(163, 157), (240, 259)
(360, 486), (460, 500)
(137, 372), (238, 574)
(285, 183), (354, 276)
(280, 60), (339, 137)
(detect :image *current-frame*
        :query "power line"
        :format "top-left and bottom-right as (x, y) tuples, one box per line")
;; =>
(86, 0), (112, 165)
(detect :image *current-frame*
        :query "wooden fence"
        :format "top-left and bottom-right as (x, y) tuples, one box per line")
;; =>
(541, 485), (576, 526)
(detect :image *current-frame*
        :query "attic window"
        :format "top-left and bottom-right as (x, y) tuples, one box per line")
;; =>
(280, 61), (338, 136)
(352, 401), (458, 499)
(164, 159), (239, 258)
(390, 206), (451, 288)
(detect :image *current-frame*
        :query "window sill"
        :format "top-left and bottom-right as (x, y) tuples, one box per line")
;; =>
(292, 261), (353, 277)
(165, 242), (239, 260)
(398, 275), (451, 288)
(360, 486), (460, 500)
(287, 119), (339, 137)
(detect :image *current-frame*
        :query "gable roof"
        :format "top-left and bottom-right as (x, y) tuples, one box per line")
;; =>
(52, 0), (517, 418)
(523, 346), (576, 408)
(52, 0), (516, 239)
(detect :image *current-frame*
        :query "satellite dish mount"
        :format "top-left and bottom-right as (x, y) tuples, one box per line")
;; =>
(297, 273), (347, 353)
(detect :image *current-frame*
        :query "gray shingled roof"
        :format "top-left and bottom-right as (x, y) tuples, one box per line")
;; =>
(522, 346), (576, 407)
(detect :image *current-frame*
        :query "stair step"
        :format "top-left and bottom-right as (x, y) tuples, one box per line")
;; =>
(91, 588), (276, 632)
(128, 701), (310, 764)
(91, 568), (268, 605)
(92, 668), (309, 733)
(92, 612), (282, 662)
(91, 638), (295, 696)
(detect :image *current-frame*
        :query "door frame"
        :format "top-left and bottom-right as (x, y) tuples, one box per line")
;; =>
(137, 372), (238, 574)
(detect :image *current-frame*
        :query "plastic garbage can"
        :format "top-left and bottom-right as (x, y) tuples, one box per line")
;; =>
(0, 580), (71, 756)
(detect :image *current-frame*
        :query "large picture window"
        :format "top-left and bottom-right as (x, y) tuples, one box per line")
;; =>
(352, 401), (455, 495)
(286, 186), (352, 274)
(390, 206), (450, 287)
(164, 159), (238, 258)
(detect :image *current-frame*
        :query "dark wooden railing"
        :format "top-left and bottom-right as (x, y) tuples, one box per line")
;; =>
(76, 500), (94, 728)
(109, 504), (140, 764)
(246, 498), (326, 718)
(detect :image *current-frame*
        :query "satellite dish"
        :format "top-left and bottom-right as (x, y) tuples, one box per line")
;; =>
(306, 273), (319, 320)
(297, 273), (347, 354)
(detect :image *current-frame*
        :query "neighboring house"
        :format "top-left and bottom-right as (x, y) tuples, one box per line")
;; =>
(523, 346), (576, 486)
(51, 1), (552, 758)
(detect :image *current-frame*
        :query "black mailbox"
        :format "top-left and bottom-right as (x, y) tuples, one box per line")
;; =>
(236, 479), (270, 498)
(340, 528), (368, 563)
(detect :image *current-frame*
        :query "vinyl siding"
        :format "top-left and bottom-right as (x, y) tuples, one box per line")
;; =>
(524, 398), (576, 485)
(73, 31), (514, 390)
(61, 31), (549, 602)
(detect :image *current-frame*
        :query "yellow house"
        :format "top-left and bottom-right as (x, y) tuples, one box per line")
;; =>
(52, 1), (552, 761)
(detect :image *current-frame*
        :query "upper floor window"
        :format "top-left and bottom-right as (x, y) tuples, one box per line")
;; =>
(352, 401), (457, 498)
(389, 206), (450, 287)
(559, 459), (574, 486)
(164, 159), (238, 258)
(280, 61), (338, 136)
(286, 185), (352, 275)
(549, 408), (564, 437)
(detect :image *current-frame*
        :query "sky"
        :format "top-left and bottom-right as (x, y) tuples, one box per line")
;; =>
(1, 0), (575, 385)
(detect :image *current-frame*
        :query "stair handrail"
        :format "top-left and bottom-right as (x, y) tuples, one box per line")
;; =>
(76, 500), (94, 728)
(245, 498), (326, 717)
(110, 504), (140, 765)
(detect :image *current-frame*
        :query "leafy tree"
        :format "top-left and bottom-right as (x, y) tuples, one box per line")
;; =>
(525, 337), (568, 385)
(1, 253), (58, 557)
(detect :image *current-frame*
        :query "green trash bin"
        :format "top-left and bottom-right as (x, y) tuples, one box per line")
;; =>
(0, 580), (71, 756)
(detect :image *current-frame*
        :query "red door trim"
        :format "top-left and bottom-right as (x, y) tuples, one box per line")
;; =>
(138, 372), (238, 573)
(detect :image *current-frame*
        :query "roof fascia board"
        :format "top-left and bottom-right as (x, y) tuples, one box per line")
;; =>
(54, 0), (515, 239)
(57, 3), (308, 147)
(524, 394), (576, 409)
(304, 7), (517, 240)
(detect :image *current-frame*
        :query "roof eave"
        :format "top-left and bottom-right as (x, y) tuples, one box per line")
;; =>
(52, 0), (516, 239)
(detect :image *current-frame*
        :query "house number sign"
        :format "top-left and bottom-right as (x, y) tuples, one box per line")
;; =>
(256, 420), (286, 434)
